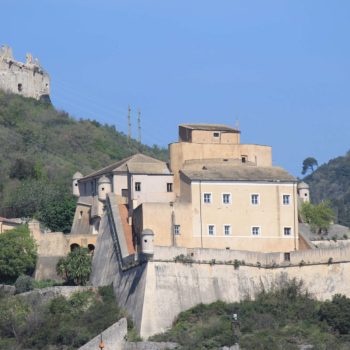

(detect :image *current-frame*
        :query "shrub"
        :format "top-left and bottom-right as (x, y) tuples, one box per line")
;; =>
(319, 294), (350, 335)
(0, 225), (37, 283)
(14, 275), (33, 294)
(56, 248), (92, 285)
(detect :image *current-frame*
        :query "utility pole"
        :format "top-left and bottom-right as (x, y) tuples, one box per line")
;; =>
(137, 109), (141, 143)
(128, 105), (131, 143)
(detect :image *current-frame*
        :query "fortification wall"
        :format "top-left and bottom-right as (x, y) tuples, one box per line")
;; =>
(0, 45), (50, 100)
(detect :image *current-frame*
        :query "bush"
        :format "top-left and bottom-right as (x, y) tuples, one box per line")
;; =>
(319, 294), (350, 335)
(56, 247), (92, 285)
(0, 225), (37, 283)
(15, 275), (34, 294)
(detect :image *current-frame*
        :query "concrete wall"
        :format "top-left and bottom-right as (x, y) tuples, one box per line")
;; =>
(78, 318), (127, 350)
(136, 181), (298, 253)
(138, 260), (350, 338)
(129, 174), (175, 212)
(90, 214), (350, 339)
(190, 129), (240, 144)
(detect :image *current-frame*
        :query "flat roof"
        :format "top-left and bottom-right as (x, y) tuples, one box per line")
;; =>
(179, 124), (240, 133)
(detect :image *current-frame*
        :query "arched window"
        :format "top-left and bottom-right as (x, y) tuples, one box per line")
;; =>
(70, 243), (80, 251)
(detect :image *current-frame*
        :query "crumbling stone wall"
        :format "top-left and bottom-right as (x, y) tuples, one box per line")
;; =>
(0, 45), (50, 100)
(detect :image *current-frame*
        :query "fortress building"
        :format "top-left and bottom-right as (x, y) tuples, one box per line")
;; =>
(70, 123), (302, 254)
(0, 45), (50, 101)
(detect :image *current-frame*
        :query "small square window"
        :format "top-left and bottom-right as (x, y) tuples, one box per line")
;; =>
(284, 227), (292, 236)
(252, 226), (260, 236)
(251, 194), (259, 205)
(241, 155), (248, 163)
(284, 252), (291, 261)
(213, 132), (220, 138)
(208, 225), (215, 235)
(135, 182), (141, 191)
(283, 195), (290, 205)
(222, 193), (231, 204)
(174, 225), (180, 235)
(167, 183), (173, 192)
(203, 193), (212, 203)
(224, 225), (231, 236)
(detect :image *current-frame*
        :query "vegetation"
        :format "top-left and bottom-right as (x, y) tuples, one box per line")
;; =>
(302, 157), (318, 175)
(0, 91), (167, 232)
(300, 200), (336, 234)
(151, 279), (350, 350)
(56, 247), (92, 285)
(304, 151), (350, 227)
(0, 285), (126, 349)
(0, 225), (37, 283)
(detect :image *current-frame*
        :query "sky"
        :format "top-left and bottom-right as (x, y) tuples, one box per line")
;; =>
(1, 0), (350, 176)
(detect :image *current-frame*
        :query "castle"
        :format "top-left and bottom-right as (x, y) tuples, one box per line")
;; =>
(0, 45), (50, 101)
(70, 123), (309, 254)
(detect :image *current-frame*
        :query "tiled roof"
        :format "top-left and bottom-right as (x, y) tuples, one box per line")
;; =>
(80, 153), (170, 180)
(181, 161), (295, 182)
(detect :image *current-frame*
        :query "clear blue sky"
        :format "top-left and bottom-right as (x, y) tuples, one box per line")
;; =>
(2, 0), (350, 176)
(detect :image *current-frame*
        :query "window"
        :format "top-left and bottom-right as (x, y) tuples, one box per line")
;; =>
(167, 183), (173, 192)
(174, 225), (180, 235)
(241, 155), (248, 163)
(17, 83), (23, 92)
(135, 182), (141, 191)
(283, 194), (290, 205)
(252, 226), (260, 236)
(251, 194), (259, 205)
(79, 210), (83, 219)
(284, 252), (291, 262)
(224, 225), (231, 236)
(222, 193), (231, 204)
(284, 227), (292, 236)
(208, 225), (215, 235)
(203, 193), (212, 203)
(213, 132), (220, 138)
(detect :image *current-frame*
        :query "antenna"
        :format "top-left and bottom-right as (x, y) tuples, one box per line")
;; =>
(128, 105), (131, 143)
(235, 118), (240, 131)
(137, 109), (141, 143)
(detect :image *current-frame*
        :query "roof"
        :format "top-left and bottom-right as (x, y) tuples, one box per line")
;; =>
(179, 124), (240, 133)
(298, 181), (309, 189)
(80, 154), (171, 180)
(180, 161), (296, 182)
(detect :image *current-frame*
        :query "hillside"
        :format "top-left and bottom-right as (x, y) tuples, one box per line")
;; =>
(304, 152), (350, 227)
(0, 91), (167, 228)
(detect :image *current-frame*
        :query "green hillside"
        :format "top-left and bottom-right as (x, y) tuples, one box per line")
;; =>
(0, 91), (167, 229)
(304, 152), (350, 227)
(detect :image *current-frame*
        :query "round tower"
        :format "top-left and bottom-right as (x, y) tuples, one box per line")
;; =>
(98, 175), (112, 201)
(72, 172), (83, 197)
(141, 229), (154, 256)
(298, 181), (310, 203)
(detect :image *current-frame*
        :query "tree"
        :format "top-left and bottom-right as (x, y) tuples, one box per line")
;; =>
(0, 296), (29, 341)
(300, 201), (335, 234)
(319, 294), (350, 334)
(0, 225), (37, 283)
(36, 193), (77, 233)
(56, 248), (92, 285)
(302, 157), (318, 175)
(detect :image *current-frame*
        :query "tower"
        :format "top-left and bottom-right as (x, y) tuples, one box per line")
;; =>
(72, 172), (83, 197)
(297, 182), (310, 203)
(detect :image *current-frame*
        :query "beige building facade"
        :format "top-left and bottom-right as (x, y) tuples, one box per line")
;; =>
(71, 123), (302, 254)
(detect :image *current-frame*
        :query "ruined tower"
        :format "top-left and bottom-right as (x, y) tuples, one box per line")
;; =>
(0, 45), (50, 101)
